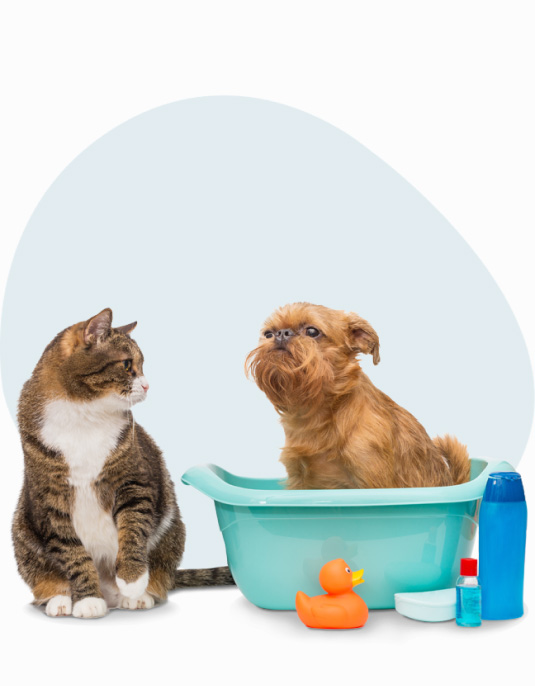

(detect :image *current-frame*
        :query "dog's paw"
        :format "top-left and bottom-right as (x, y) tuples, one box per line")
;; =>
(115, 570), (149, 600)
(45, 595), (72, 617)
(72, 597), (108, 619)
(118, 592), (155, 610)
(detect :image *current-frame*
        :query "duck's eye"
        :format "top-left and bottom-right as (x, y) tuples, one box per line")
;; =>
(123, 360), (132, 372)
(305, 327), (320, 338)
(264, 331), (274, 339)
(345, 567), (351, 573)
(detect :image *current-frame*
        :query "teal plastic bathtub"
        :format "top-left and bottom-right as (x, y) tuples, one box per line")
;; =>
(181, 458), (515, 610)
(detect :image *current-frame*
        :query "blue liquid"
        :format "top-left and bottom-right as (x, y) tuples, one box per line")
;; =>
(480, 500), (527, 619)
(456, 586), (481, 627)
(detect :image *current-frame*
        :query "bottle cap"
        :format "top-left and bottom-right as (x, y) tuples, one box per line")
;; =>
(483, 472), (525, 503)
(460, 558), (478, 576)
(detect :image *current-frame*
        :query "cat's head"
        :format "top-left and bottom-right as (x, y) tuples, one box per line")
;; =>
(39, 308), (149, 409)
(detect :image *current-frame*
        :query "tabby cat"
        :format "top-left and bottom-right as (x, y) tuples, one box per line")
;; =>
(12, 308), (233, 618)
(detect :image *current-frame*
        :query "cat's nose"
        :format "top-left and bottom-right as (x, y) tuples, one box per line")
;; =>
(141, 379), (149, 393)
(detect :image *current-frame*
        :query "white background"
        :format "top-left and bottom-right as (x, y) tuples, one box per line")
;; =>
(1, 2), (533, 684)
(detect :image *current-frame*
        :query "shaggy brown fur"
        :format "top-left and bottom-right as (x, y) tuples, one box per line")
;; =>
(246, 303), (470, 490)
(12, 308), (233, 618)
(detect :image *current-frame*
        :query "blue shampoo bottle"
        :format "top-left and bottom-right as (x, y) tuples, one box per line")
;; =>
(479, 472), (527, 620)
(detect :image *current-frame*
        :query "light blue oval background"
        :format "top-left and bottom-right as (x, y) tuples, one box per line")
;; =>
(2, 97), (532, 567)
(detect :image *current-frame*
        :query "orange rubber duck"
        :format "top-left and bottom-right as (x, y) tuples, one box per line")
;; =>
(295, 559), (369, 629)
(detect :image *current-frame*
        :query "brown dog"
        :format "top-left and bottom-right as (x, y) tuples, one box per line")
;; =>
(246, 302), (470, 490)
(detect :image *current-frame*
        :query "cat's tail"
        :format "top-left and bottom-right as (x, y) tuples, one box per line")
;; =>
(173, 566), (235, 589)
(433, 434), (471, 485)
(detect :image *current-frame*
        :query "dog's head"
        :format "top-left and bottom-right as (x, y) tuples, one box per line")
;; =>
(245, 302), (380, 412)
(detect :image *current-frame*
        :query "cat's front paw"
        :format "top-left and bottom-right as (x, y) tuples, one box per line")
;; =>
(115, 570), (149, 600)
(46, 595), (72, 617)
(119, 591), (155, 610)
(72, 596), (108, 619)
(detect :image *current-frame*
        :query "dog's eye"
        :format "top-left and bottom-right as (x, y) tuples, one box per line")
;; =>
(123, 360), (132, 372)
(305, 327), (320, 338)
(264, 331), (274, 339)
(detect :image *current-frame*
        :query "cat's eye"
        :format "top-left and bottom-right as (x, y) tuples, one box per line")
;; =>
(305, 327), (320, 338)
(264, 331), (274, 338)
(123, 360), (132, 372)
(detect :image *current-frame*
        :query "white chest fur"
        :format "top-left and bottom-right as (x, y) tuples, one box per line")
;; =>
(40, 397), (129, 566)
(40, 396), (128, 486)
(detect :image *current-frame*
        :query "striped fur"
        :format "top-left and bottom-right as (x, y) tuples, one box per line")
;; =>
(174, 567), (235, 588)
(12, 308), (234, 618)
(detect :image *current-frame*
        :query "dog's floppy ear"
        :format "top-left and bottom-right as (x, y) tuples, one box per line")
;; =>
(346, 313), (380, 365)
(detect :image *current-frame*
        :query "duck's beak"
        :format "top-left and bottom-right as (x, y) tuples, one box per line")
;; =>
(352, 569), (365, 586)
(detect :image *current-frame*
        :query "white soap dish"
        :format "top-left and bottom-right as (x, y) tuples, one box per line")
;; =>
(394, 588), (456, 622)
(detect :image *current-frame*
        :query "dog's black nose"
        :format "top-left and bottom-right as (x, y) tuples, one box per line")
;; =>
(275, 329), (295, 347)
(275, 329), (295, 340)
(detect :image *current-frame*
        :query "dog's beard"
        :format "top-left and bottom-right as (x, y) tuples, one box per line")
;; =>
(246, 337), (334, 414)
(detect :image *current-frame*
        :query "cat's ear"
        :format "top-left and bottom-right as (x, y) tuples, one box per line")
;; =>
(115, 321), (137, 336)
(84, 308), (113, 345)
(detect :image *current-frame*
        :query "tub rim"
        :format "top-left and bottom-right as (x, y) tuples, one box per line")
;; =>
(181, 458), (515, 508)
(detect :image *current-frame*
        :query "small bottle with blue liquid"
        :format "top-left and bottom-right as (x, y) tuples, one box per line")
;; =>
(456, 558), (481, 627)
